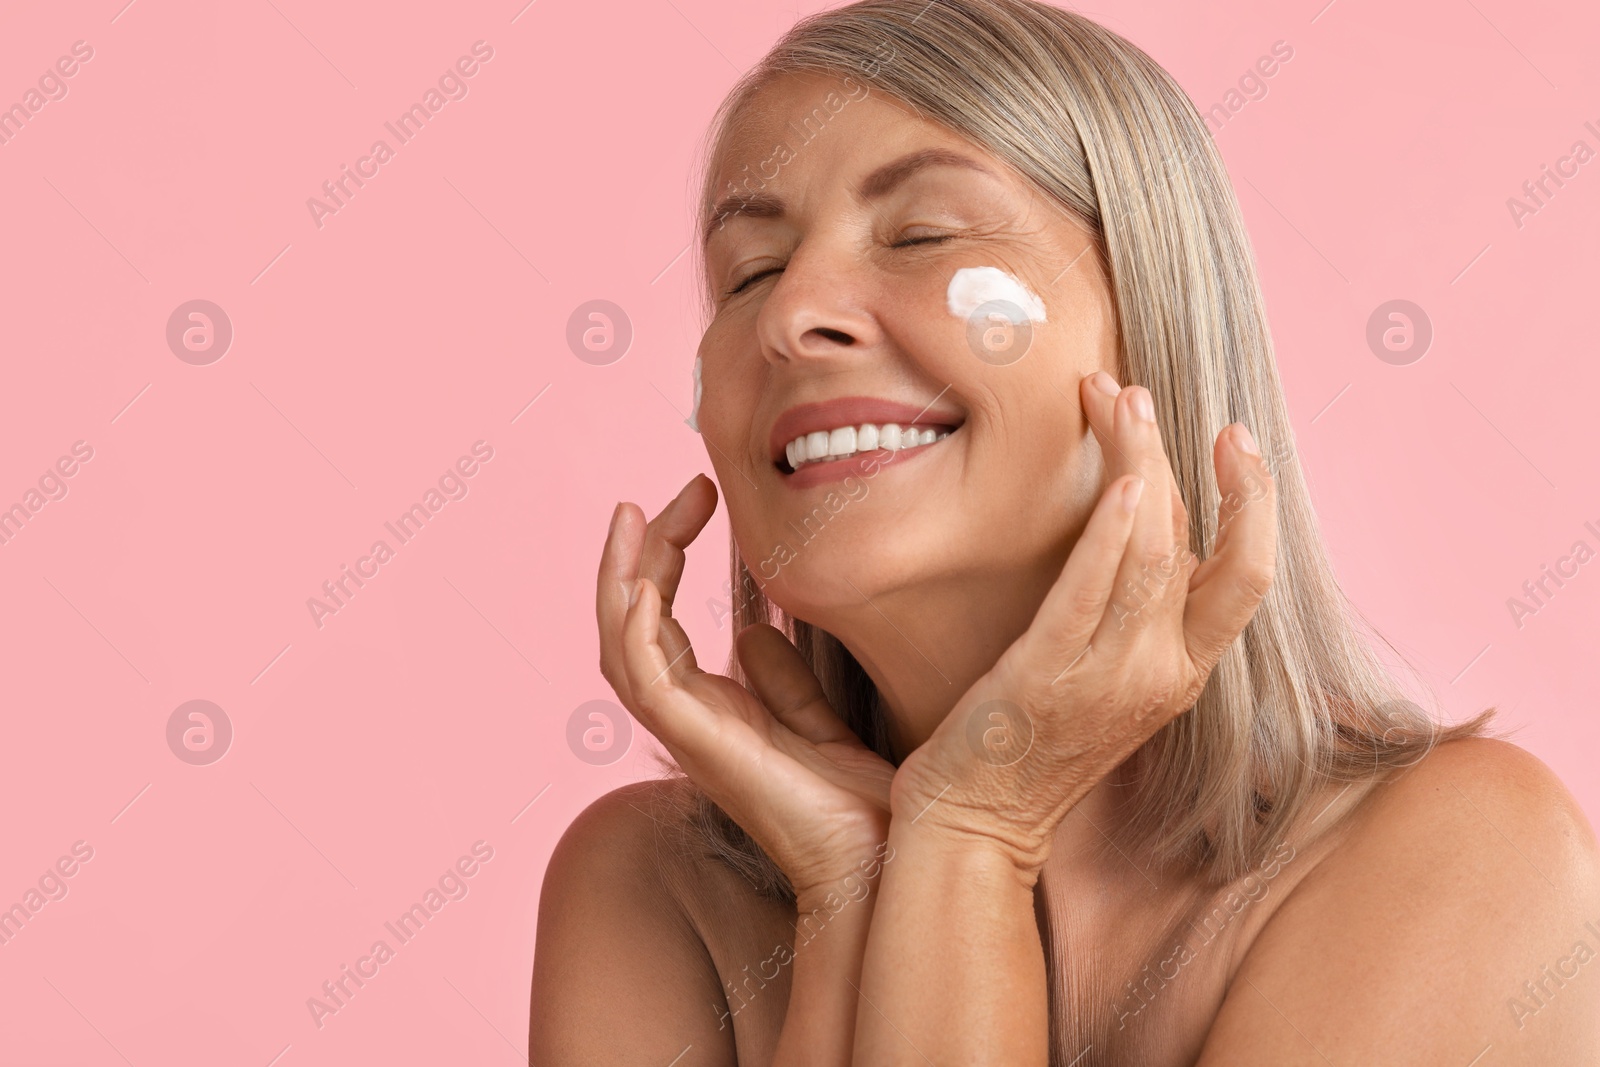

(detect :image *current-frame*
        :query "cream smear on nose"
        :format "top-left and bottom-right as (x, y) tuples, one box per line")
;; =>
(945, 265), (1048, 323)
(686, 355), (703, 432)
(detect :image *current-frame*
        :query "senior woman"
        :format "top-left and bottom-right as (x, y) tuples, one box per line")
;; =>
(530, 1), (1600, 1063)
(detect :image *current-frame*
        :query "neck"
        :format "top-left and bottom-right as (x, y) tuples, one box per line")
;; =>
(794, 552), (1156, 874)
(817, 557), (1066, 763)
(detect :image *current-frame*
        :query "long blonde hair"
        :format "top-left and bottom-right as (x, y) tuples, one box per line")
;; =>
(676, 0), (1501, 903)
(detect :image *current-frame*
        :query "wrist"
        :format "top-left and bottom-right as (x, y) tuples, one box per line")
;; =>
(776, 851), (885, 1067)
(890, 750), (1065, 876)
(886, 810), (1049, 889)
(790, 834), (896, 916)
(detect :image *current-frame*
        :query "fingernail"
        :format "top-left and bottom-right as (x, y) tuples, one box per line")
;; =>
(1122, 477), (1145, 512)
(1131, 388), (1155, 423)
(1090, 371), (1121, 396)
(628, 578), (644, 607)
(1232, 424), (1259, 455)
(609, 502), (623, 532)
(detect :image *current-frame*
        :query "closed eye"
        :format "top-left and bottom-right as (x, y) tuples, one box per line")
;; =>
(723, 234), (957, 297)
(725, 266), (781, 297)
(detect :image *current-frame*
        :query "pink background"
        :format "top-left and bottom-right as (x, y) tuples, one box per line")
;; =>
(1, 0), (1595, 1062)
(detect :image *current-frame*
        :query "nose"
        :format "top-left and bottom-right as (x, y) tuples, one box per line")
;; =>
(755, 239), (883, 367)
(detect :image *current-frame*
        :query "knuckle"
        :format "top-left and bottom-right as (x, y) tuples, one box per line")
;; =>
(1236, 562), (1276, 604)
(1127, 546), (1158, 577)
(1170, 484), (1190, 525)
(599, 652), (625, 690)
(1069, 582), (1107, 618)
(1133, 674), (1183, 724)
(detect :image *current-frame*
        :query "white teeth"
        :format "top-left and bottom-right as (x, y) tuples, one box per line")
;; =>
(828, 426), (856, 458)
(782, 422), (955, 471)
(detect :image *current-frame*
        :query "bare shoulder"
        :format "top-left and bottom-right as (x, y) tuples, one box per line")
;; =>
(1336, 736), (1600, 905)
(1198, 737), (1600, 1065)
(539, 775), (707, 898)
(531, 777), (737, 1066)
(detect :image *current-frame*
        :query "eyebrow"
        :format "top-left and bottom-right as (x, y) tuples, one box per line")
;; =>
(702, 147), (998, 246)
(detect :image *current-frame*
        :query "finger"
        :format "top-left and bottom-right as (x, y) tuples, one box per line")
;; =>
(1114, 382), (1178, 561)
(1082, 378), (1191, 645)
(638, 475), (717, 678)
(598, 476), (715, 695)
(1079, 374), (1162, 500)
(619, 576), (723, 753)
(621, 579), (829, 838)
(640, 474), (718, 609)
(1080, 375), (1181, 563)
(735, 624), (858, 746)
(1201, 426), (1268, 561)
(596, 500), (648, 705)
(655, 616), (701, 682)
(1011, 472), (1144, 680)
(1183, 423), (1277, 673)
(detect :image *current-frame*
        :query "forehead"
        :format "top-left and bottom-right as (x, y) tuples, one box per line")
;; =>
(704, 72), (1013, 243)
(719, 70), (909, 149)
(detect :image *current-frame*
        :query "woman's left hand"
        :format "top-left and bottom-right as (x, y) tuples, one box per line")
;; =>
(889, 371), (1278, 875)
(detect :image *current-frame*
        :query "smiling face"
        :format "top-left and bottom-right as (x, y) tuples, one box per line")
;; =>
(697, 70), (1119, 630)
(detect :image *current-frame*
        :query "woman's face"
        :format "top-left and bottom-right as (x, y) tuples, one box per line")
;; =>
(697, 70), (1119, 626)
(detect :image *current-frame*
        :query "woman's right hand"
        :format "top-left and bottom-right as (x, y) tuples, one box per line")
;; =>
(597, 473), (897, 902)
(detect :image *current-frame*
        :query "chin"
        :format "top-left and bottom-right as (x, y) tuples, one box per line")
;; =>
(747, 532), (927, 622)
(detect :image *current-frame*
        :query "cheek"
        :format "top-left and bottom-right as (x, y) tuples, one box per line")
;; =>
(686, 356), (704, 431)
(965, 377), (1100, 520)
(930, 264), (1051, 373)
(944, 265), (1049, 324)
(691, 351), (769, 492)
(693, 348), (759, 440)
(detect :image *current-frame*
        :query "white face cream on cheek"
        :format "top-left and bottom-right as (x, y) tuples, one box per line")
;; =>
(945, 265), (1048, 324)
(685, 355), (704, 432)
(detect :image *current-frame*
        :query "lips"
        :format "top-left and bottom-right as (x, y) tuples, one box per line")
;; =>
(768, 395), (965, 471)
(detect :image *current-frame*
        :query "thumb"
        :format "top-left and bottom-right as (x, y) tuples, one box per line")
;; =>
(1184, 427), (1277, 673)
(736, 624), (858, 746)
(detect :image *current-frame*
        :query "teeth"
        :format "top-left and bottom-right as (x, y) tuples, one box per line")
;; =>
(783, 422), (954, 471)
